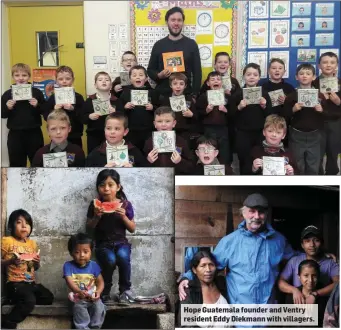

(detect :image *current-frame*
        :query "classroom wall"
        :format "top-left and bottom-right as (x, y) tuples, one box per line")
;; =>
(1, 2), (10, 167)
(83, 1), (130, 95)
(5, 168), (175, 299)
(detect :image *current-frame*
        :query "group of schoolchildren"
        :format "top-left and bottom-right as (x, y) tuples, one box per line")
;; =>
(1, 169), (136, 329)
(2, 50), (340, 175)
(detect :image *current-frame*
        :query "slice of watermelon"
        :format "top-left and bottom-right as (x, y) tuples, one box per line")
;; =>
(94, 199), (122, 213)
(14, 252), (38, 261)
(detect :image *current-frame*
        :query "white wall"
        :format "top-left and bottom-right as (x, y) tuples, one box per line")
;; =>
(84, 1), (130, 96)
(1, 3), (11, 167)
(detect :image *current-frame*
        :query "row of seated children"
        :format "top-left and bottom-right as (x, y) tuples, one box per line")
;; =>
(2, 51), (340, 175)
(1, 169), (136, 329)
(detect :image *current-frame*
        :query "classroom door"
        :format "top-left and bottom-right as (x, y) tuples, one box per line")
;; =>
(8, 5), (86, 145)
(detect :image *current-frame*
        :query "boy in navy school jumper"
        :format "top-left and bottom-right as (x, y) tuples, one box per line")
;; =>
(82, 71), (123, 154)
(42, 66), (84, 148)
(1, 63), (45, 167)
(230, 63), (270, 175)
(192, 135), (233, 175)
(283, 64), (324, 175)
(196, 71), (230, 165)
(63, 233), (106, 329)
(158, 72), (196, 145)
(120, 65), (157, 151)
(252, 114), (296, 175)
(199, 52), (241, 160)
(312, 52), (341, 175)
(144, 106), (194, 174)
(32, 110), (85, 167)
(86, 112), (148, 167)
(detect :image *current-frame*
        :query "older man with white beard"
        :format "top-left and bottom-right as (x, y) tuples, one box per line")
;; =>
(179, 193), (296, 304)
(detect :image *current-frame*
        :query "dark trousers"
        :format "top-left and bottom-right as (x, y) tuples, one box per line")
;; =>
(95, 242), (131, 296)
(126, 129), (152, 152)
(320, 118), (341, 175)
(67, 136), (82, 149)
(235, 129), (263, 175)
(204, 125), (230, 165)
(2, 282), (53, 328)
(289, 127), (321, 175)
(7, 128), (44, 167)
(87, 131), (105, 154)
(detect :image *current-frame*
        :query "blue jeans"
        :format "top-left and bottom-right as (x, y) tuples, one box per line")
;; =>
(95, 242), (131, 296)
(73, 299), (106, 329)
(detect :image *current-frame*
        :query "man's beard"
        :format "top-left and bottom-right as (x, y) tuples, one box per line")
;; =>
(245, 218), (266, 232)
(168, 25), (182, 37)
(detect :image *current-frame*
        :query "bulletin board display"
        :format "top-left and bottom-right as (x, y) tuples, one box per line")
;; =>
(130, 1), (238, 83)
(245, 1), (341, 87)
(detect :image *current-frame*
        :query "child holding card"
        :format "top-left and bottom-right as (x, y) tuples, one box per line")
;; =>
(144, 106), (194, 174)
(283, 64), (323, 175)
(260, 58), (295, 115)
(230, 63), (269, 174)
(120, 65), (156, 151)
(158, 73), (196, 145)
(192, 135), (233, 175)
(1, 210), (54, 329)
(196, 72), (230, 166)
(82, 72), (123, 153)
(251, 115), (296, 175)
(1, 63), (45, 167)
(43, 66), (84, 147)
(32, 110), (85, 167)
(86, 113), (148, 167)
(312, 52), (341, 175)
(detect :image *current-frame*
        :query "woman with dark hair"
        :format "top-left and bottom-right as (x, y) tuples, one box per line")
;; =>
(176, 250), (229, 328)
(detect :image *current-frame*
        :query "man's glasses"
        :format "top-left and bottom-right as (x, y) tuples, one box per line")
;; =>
(196, 147), (216, 153)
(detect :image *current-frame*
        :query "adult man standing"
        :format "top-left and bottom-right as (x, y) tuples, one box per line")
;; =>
(147, 7), (202, 96)
(179, 193), (296, 304)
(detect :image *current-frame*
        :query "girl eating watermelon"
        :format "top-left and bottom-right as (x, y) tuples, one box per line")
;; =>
(1, 209), (54, 329)
(86, 169), (136, 304)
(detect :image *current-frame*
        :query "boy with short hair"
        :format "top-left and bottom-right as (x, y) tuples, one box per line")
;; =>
(251, 114), (296, 175)
(260, 58), (295, 115)
(82, 71), (123, 154)
(144, 106), (193, 174)
(1, 63), (45, 167)
(159, 72), (196, 143)
(283, 64), (324, 175)
(86, 112), (148, 167)
(196, 71), (230, 165)
(120, 65), (156, 151)
(193, 135), (233, 175)
(312, 52), (341, 175)
(63, 233), (106, 329)
(32, 110), (85, 167)
(230, 63), (269, 174)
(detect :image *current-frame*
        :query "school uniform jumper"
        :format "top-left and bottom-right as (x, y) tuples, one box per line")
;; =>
(312, 77), (341, 175)
(1, 86), (45, 167)
(42, 92), (85, 148)
(282, 89), (323, 175)
(82, 93), (124, 153)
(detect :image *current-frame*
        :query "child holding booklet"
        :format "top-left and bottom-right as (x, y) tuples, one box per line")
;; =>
(32, 110), (85, 167)
(312, 52), (341, 175)
(144, 106), (194, 174)
(119, 65), (156, 151)
(230, 63), (269, 175)
(196, 71), (230, 165)
(82, 72), (123, 153)
(192, 135), (233, 175)
(86, 113), (148, 167)
(1, 209), (54, 329)
(43, 66), (84, 147)
(1, 63), (45, 167)
(283, 64), (323, 175)
(251, 115), (296, 175)
(158, 73), (196, 145)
